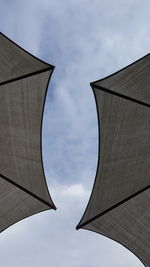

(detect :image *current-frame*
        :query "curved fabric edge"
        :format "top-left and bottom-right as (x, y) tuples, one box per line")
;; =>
(76, 85), (150, 267)
(0, 32), (55, 70)
(40, 68), (57, 210)
(0, 71), (57, 211)
(76, 85), (100, 229)
(0, 34), (56, 212)
(0, 70), (56, 233)
(90, 53), (150, 87)
(76, 55), (150, 229)
(81, 227), (145, 267)
(0, 197), (51, 234)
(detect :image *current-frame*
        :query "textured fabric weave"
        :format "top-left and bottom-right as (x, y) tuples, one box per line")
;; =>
(0, 33), (56, 232)
(77, 54), (150, 267)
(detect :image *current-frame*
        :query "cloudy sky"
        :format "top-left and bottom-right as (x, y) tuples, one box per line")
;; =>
(0, 0), (149, 266)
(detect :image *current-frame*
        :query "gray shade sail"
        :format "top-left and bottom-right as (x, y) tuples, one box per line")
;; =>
(77, 54), (150, 267)
(0, 33), (56, 232)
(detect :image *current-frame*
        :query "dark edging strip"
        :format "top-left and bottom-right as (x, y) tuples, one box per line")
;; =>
(91, 83), (150, 108)
(0, 173), (56, 210)
(76, 185), (150, 229)
(0, 66), (53, 87)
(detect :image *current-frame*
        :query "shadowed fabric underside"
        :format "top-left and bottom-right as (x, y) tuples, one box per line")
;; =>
(77, 54), (150, 267)
(0, 33), (56, 232)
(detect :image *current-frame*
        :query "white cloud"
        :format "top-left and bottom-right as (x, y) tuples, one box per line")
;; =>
(61, 184), (89, 198)
(0, 181), (143, 267)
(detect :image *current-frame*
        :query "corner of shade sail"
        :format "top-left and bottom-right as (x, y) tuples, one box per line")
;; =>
(0, 31), (55, 70)
(0, 32), (55, 85)
(90, 53), (150, 106)
(90, 53), (150, 86)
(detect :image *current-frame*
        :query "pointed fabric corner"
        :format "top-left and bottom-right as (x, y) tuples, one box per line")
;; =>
(0, 33), (56, 232)
(77, 54), (150, 266)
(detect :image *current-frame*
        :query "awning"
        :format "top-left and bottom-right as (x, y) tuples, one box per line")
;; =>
(0, 33), (56, 232)
(77, 54), (150, 266)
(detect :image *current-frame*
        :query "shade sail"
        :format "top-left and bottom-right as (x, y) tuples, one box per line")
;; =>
(0, 33), (56, 232)
(77, 54), (150, 266)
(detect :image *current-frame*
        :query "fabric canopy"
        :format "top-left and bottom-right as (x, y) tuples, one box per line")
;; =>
(77, 54), (150, 266)
(0, 33), (56, 232)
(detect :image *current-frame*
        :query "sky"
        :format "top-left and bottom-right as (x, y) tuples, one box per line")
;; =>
(0, 0), (149, 266)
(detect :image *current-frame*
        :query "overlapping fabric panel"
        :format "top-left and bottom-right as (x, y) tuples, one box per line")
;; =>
(0, 33), (56, 232)
(77, 55), (150, 266)
(0, 33), (50, 83)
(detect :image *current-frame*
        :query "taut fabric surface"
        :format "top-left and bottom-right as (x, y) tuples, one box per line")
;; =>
(0, 33), (56, 232)
(77, 55), (150, 267)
